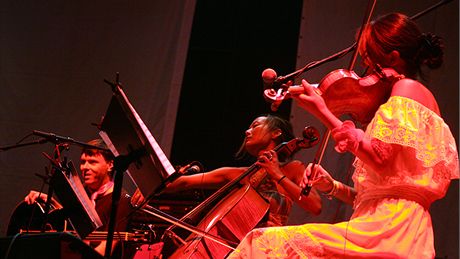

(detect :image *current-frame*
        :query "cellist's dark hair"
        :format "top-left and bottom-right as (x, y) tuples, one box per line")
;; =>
(359, 13), (444, 80)
(235, 114), (295, 162)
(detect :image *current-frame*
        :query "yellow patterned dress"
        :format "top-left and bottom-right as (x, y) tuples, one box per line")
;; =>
(228, 96), (459, 259)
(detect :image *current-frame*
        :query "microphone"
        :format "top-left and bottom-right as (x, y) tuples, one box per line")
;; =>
(262, 68), (298, 90)
(183, 165), (202, 174)
(165, 161), (204, 186)
(262, 68), (285, 111)
(262, 68), (278, 89)
(32, 130), (109, 151)
(32, 130), (75, 143)
(178, 161), (204, 175)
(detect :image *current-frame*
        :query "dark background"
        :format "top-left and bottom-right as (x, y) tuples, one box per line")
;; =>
(171, 0), (301, 169)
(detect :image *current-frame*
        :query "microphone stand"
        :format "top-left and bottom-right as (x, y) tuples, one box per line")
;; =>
(102, 74), (142, 258)
(1, 135), (68, 232)
(31, 130), (110, 152)
(1, 136), (64, 232)
(274, 0), (453, 85)
(274, 43), (355, 85)
(103, 147), (146, 258)
(0, 138), (48, 151)
(40, 143), (68, 232)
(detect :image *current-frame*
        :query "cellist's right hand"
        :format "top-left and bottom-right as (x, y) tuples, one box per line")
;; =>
(301, 163), (334, 194)
(130, 188), (145, 207)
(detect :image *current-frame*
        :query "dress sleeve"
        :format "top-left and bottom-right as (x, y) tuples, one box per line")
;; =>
(365, 96), (459, 180)
(352, 96), (458, 206)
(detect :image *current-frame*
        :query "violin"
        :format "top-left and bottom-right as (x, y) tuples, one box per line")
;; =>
(263, 66), (404, 197)
(264, 67), (404, 124)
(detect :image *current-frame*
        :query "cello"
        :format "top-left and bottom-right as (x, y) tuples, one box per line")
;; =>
(162, 126), (320, 259)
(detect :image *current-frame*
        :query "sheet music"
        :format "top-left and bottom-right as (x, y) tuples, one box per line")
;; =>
(67, 162), (103, 230)
(119, 89), (176, 177)
(99, 85), (178, 197)
(99, 131), (139, 188)
(51, 162), (102, 239)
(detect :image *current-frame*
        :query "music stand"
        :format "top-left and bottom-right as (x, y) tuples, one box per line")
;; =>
(50, 161), (103, 239)
(99, 86), (176, 199)
(98, 79), (177, 258)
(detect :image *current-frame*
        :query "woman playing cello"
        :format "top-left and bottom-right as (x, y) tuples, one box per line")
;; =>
(163, 114), (322, 227)
(228, 13), (459, 258)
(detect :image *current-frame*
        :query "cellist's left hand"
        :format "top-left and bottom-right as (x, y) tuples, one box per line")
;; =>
(255, 150), (285, 182)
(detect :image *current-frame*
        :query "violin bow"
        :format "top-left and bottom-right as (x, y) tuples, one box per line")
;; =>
(300, 0), (378, 198)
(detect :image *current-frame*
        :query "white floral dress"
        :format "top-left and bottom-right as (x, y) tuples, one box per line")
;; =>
(228, 96), (459, 259)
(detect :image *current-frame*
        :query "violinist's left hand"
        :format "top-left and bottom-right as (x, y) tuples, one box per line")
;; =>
(290, 79), (342, 130)
(255, 150), (284, 182)
(290, 79), (328, 118)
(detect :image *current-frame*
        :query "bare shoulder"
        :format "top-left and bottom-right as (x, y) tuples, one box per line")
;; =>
(391, 78), (440, 115)
(391, 78), (426, 97)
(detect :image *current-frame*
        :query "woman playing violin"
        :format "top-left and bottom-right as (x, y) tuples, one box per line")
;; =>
(228, 13), (459, 258)
(162, 114), (322, 227)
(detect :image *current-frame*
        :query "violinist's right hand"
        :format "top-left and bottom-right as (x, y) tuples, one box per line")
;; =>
(300, 163), (334, 194)
(24, 190), (47, 205)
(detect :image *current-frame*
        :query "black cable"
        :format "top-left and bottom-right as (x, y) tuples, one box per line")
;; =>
(3, 232), (23, 259)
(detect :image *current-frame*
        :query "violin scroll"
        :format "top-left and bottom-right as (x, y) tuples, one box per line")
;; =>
(263, 88), (290, 111)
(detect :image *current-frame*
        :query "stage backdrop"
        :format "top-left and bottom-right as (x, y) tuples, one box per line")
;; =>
(0, 0), (195, 235)
(290, 1), (459, 258)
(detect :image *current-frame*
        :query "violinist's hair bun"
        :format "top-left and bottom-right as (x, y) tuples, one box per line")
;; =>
(417, 33), (444, 69)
